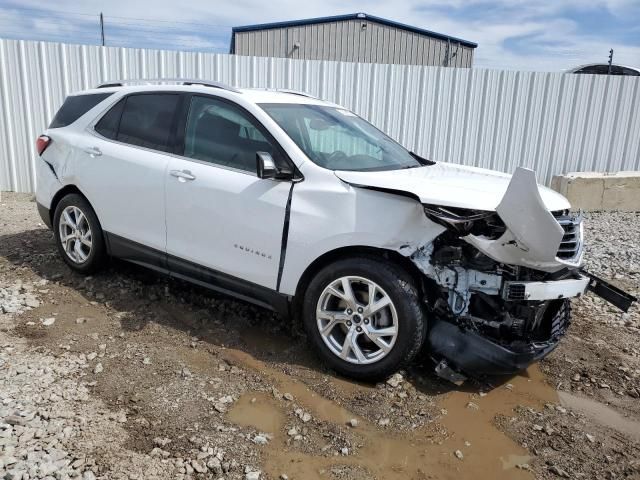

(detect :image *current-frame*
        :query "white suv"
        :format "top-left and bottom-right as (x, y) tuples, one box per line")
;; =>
(35, 79), (633, 381)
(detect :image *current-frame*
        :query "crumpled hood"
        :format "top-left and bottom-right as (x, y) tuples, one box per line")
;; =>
(335, 162), (571, 212)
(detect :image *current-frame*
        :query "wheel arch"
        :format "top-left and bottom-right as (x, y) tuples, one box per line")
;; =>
(49, 185), (90, 226)
(49, 185), (107, 251)
(291, 245), (426, 321)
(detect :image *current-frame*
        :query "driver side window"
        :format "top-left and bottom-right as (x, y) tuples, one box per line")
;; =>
(183, 96), (279, 173)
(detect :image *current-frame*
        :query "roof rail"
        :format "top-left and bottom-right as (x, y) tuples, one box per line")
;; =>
(248, 87), (318, 99)
(275, 88), (318, 99)
(96, 78), (241, 93)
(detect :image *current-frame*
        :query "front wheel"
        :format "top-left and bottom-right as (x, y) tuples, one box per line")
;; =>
(302, 256), (427, 381)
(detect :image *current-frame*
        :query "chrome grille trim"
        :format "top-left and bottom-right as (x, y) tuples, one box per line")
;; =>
(552, 211), (583, 262)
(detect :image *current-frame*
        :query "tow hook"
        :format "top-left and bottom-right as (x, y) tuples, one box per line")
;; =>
(582, 270), (637, 312)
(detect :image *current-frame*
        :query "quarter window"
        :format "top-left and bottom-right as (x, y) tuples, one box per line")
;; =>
(115, 94), (179, 152)
(49, 93), (113, 128)
(183, 96), (279, 173)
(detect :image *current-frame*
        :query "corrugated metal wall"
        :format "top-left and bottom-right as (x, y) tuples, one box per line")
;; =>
(233, 19), (474, 67)
(1, 38), (639, 193)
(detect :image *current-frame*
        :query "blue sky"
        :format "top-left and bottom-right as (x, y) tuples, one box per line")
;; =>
(0, 0), (638, 71)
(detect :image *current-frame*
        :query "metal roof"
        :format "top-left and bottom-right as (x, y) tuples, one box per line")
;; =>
(231, 13), (478, 49)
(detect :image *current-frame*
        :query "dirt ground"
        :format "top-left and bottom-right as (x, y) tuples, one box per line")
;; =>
(1, 192), (639, 480)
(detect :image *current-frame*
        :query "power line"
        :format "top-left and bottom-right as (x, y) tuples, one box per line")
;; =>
(0, 6), (234, 28)
(0, 14), (228, 35)
(0, 5), (96, 18)
(0, 32), (100, 43)
(104, 20), (231, 32)
(106, 14), (233, 28)
(0, 30), (225, 50)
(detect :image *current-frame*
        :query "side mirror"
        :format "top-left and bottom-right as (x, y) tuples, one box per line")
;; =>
(256, 151), (278, 179)
(256, 151), (296, 180)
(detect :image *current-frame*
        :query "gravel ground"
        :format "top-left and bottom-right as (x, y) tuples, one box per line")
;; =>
(0, 192), (639, 480)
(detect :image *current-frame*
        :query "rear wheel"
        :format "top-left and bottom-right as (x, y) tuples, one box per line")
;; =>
(302, 256), (426, 381)
(53, 193), (106, 274)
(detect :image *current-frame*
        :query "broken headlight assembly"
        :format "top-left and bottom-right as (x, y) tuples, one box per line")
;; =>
(423, 204), (506, 238)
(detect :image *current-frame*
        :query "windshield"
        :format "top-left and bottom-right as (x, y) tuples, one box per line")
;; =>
(260, 104), (425, 171)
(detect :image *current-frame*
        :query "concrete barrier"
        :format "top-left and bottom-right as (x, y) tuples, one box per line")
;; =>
(551, 172), (640, 211)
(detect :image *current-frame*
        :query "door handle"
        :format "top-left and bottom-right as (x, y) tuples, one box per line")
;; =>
(170, 169), (196, 181)
(83, 146), (102, 157)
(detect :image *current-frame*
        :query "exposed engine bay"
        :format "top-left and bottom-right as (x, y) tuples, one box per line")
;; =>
(413, 234), (578, 350)
(406, 175), (636, 380)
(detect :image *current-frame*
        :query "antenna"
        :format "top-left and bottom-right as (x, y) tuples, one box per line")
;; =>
(608, 49), (614, 75)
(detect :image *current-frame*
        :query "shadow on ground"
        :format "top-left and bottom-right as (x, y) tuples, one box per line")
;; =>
(0, 227), (519, 398)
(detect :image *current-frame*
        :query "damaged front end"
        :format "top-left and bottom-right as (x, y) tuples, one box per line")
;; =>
(411, 168), (636, 379)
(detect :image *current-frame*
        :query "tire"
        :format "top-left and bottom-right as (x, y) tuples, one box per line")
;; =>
(302, 256), (427, 381)
(53, 193), (106, 274)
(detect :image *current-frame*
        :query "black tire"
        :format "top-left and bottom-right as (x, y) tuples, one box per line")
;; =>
(302, 256), (427, 381)
(53, 193), (106, 274)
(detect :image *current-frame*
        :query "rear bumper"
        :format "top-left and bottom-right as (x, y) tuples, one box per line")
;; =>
(427, 317), (564, 377)
(37, 202), (52, 229)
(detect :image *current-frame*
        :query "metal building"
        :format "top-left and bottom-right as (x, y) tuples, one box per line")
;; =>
(230, 13), (477, 67)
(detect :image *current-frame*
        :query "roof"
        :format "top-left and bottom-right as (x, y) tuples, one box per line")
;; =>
(565, 63), (639, 74)
(231, 13), (477, 50)
(76, 82), (335, 106)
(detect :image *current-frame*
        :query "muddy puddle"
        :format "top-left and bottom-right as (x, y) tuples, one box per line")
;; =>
(559, 391), (640, 441)
(224, 345), (558, 480)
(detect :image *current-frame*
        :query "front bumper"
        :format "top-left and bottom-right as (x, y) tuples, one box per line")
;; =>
(502, 275), (589, 301)
(428, 275), (579, 377)
(427, 311), (566, 376)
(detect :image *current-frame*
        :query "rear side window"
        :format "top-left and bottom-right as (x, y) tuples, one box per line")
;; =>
(116, 94), (179, 152)
(49, 93), (113, 128)
(95, 99), (125, 139)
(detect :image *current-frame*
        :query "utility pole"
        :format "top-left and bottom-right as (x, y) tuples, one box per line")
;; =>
(100, 13), (105, 46)
(607, 49), (613, 75)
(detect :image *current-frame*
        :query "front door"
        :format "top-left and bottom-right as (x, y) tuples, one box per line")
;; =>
(165, 94), (292, 290)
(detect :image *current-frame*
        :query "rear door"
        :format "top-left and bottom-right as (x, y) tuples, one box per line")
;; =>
(164, 94), (293, 290)
(78, 92), (180, 260)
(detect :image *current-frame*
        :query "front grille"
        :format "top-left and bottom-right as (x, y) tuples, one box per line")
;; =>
(549, 299), (571, 340)
(552, 211), (583, 261)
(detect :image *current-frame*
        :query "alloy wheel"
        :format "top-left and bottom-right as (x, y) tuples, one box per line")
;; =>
(58, 205), (92, 264)
(316, 276), (399, 365)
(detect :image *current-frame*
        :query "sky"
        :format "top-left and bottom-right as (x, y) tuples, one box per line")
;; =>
(0, 0), (638, 71)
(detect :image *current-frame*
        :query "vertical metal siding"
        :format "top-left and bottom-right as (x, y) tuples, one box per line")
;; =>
(234, 20), (474, 67)
(1, 38), (639, 193)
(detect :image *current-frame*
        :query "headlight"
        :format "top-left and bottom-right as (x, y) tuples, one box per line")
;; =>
(423, 204), (506, 238)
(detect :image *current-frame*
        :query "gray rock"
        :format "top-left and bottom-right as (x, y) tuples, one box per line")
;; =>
(252, 434), (269, 445)
(386, 373), (403, 388)
(82, 471), (96, 480)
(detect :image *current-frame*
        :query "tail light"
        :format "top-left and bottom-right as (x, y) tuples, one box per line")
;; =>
(36, 135), (51, 156)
